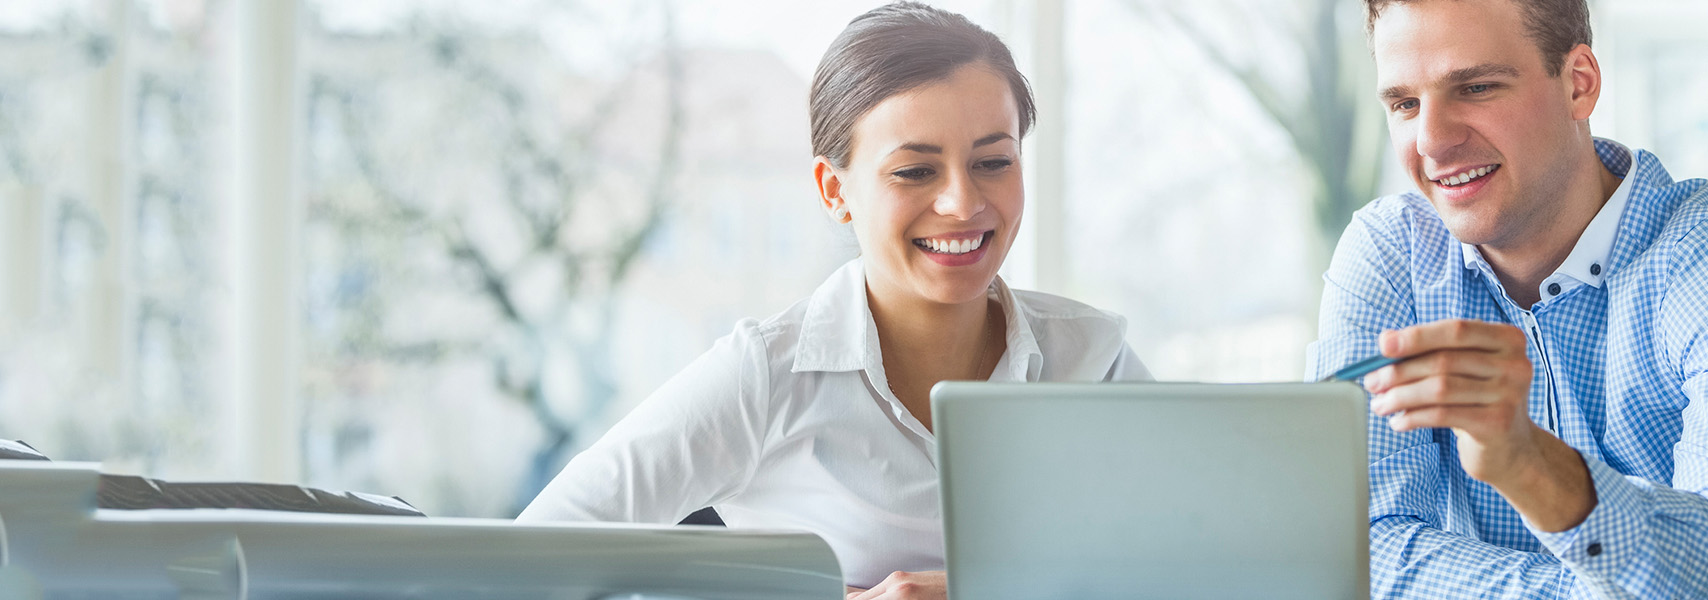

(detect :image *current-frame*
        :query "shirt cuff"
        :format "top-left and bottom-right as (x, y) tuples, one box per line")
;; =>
(1525, 453), (1654, 591)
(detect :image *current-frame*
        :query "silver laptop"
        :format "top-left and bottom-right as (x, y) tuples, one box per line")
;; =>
(932, 382), (1368, 599)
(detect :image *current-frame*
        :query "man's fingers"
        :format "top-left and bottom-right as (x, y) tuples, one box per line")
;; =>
(1364, 348), (1511, 392)
(1380, 319), (1528, 358)
(1384, 404), (1497, 432)
(1371, 375), (1503, 416)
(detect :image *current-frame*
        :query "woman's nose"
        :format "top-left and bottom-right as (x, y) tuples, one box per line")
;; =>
(933, 168), (985, 220)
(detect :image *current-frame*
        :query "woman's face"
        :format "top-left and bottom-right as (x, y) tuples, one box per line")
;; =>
(817, 64), (1024, 307)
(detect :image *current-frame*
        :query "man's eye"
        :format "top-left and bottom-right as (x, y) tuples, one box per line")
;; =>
(1466, 83), (1492, 94)
(1393, 99), (1419, 112)
(893, 168), (934, 180)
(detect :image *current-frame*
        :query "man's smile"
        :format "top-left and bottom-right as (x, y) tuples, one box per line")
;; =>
(1432, 164), (1501, 188)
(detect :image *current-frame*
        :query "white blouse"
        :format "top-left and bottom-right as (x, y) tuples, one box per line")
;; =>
(516, 259), (1152, 587)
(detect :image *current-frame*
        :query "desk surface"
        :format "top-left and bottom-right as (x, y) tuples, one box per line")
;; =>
(0, 461), (843, 599)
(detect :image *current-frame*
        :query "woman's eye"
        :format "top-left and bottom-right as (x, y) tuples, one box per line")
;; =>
(893, 167), (934, 180)
(976, 158), (1014, 171)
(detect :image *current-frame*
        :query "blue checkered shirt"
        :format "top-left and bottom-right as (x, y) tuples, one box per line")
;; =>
(1307, 139), (1708, 599)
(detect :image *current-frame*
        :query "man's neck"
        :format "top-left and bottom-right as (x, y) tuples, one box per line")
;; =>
(1480, 146), (1623, 308)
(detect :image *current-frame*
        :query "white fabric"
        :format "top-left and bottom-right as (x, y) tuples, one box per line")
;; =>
(517, 258), (1151, 587)
(1460, 138), (1635, 301)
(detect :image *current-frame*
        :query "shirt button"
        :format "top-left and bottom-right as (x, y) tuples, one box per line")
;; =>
(1548, 283), (1562, 296)
(1590, 263), (1602, 276)
(1586, 542), (1603, 557)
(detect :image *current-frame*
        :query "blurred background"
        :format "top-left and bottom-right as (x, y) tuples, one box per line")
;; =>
(1, 0), (1703, 517)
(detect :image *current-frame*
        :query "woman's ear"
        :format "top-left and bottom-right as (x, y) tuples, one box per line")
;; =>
(814, 156), (852, 224)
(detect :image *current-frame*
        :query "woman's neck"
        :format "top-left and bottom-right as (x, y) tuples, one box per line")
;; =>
(865, 277), (1005, 433)
(867, 289), (990, 359)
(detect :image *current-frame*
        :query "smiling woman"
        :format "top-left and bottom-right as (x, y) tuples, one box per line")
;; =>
(514, 3), (1150, 598)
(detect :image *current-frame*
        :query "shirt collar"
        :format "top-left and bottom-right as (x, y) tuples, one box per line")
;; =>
(791, 258), (1042, 380)
(1460, 138), (1636, 300)
(989, 274), (1045, 382)
(792, 259), (877, 373)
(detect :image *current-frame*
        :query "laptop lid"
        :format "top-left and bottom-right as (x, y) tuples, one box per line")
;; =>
(932, 382), (1368, 599)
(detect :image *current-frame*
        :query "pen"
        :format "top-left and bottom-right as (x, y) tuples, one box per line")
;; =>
(1319, 354), (1402, 383)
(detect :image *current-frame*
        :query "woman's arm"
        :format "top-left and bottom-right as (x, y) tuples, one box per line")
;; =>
(516, 319), (774, 524)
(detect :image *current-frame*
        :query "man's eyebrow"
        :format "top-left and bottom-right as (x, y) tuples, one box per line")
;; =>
(1379, 84), (1413, 102)
(1380, 63), (1522, 101)
(1444, 63), (1521, 83)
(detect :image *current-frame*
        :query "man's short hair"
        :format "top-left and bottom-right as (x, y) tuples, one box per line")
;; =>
(1365, 0), (1592, 76)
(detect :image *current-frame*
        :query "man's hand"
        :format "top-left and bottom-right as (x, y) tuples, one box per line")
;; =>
(1363, 319), (1595, 531)
(845, 570), (946, 600)
(1363, 319), (1537, 483)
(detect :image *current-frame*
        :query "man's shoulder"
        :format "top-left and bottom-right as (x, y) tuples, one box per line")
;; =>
(1655, 178), (1708, 248)
(1348, 191), (1453, 245)
(1328, 191), (1460, 276)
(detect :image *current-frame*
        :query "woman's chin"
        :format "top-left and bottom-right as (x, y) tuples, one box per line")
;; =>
(912, 276), (998, 306)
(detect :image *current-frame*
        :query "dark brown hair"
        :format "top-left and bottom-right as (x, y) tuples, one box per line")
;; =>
(1365, 0), (1591, 76)
(809, 2), (1036, 168)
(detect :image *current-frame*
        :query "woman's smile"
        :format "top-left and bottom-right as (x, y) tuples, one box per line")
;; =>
(912, 230), (996, 267)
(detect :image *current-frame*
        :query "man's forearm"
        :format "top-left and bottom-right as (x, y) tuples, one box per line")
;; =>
(1372, 515), (1571, 598)
(1488, 427), (1597, 533)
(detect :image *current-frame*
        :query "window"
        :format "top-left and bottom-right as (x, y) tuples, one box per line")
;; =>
(0, 0), (229, 479)
(2, 0), (1703, 517)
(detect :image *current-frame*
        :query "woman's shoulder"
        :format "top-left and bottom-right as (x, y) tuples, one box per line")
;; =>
(1006, 288), (1147, 381)
(743, 296), (815, 354)
(1009, 289), (1128, 331)
(704, 294), (838, 382)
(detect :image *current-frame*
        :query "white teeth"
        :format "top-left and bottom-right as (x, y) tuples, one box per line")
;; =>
(919, 235), (985, 255)
(1439, 166), (1496, 187)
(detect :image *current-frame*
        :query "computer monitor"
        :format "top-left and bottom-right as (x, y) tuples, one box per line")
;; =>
(932, 382), (1368, 600)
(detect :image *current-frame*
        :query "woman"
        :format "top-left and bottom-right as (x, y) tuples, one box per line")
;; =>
(517, 3), (1151, 598)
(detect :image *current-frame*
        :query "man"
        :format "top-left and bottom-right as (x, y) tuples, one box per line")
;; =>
(1307, 0), (1708, 597)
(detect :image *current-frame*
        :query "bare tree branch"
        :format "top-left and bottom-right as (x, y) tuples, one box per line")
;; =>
(1123, 0), (1386, 258)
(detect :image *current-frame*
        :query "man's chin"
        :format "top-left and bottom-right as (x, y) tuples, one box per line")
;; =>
(1439, 217), (1501, 247)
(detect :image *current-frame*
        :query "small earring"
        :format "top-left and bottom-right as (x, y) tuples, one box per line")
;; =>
(831, 205), (849, 222)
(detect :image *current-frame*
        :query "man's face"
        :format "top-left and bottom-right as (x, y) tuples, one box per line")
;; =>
(1373, 0), (1584, 248)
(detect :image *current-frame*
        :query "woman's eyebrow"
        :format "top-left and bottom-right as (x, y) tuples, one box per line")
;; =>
(890, 142), (942, 156)
(973, 132), (1014, 148)
(888, 132), (1015, 157)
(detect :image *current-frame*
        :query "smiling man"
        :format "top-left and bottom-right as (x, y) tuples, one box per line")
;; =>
(1306, 0), (1708, 597)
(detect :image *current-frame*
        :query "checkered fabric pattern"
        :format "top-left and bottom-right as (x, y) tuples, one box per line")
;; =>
(1307, 139), (1708, 599)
